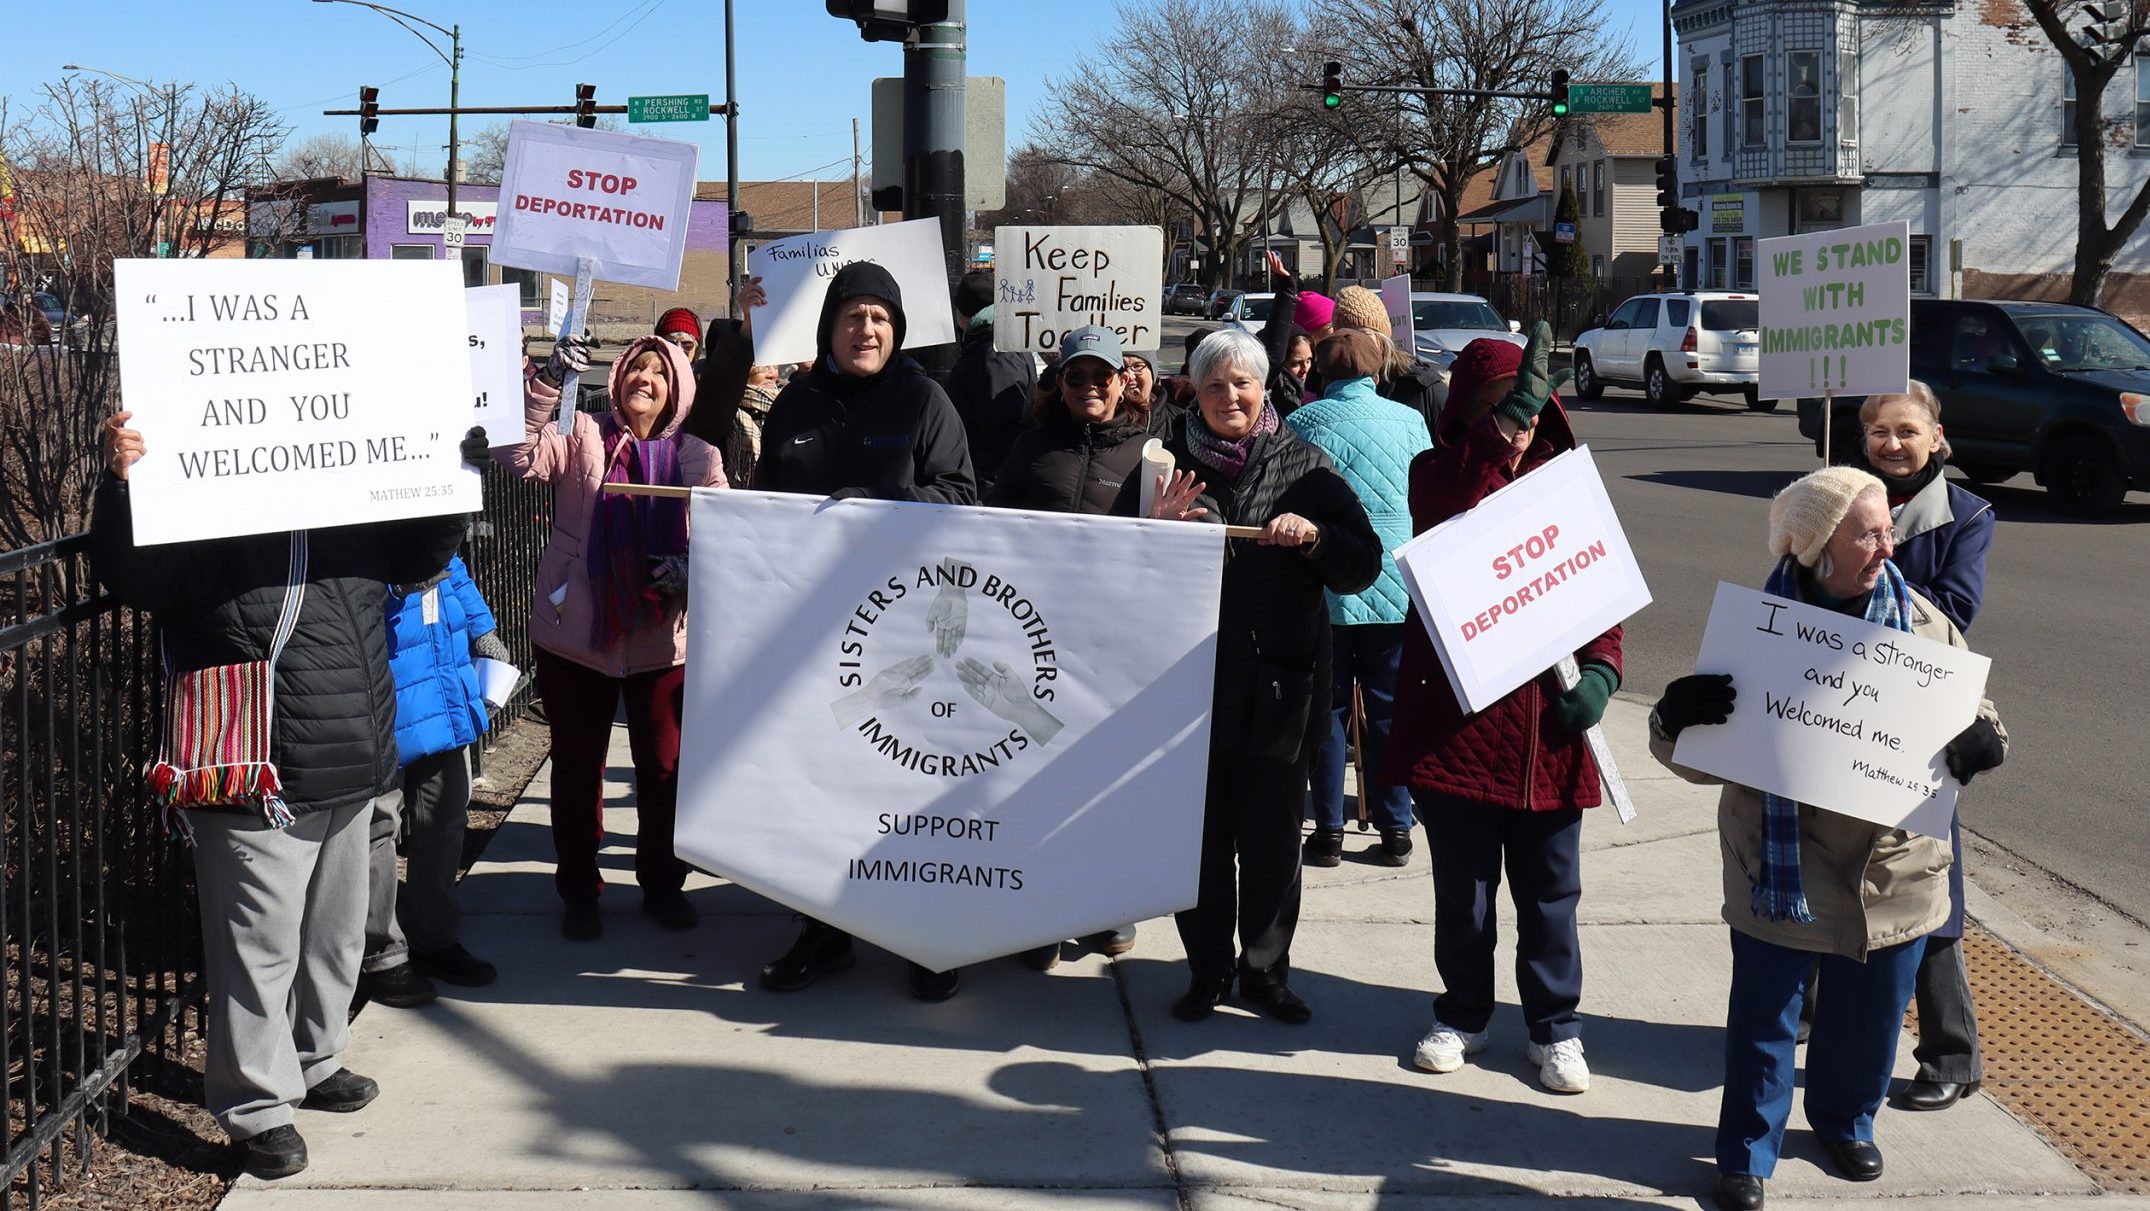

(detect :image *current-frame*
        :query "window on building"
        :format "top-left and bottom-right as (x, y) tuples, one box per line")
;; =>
(1591, 255), (1606, 279)
(1708, 238), (1730, 289)
(460, 245), (489, 290)
(1723, 56), (1736, 155)
(1839, 50), (1859, 146)
(1788, 51), (1823, 144)
(311, 235), (362, 260)
(389, 244), (434, 260)
(1742, 54), (1766, 148)
(1593, 160), (1606, 217)
(1907, 235), (1932, 295)
(1734, 236), (1756, 288)
(1693, 60), (1709, 161)
(2063, 68), (2077, 148)
(500, 265), (541, 308)
(1561, 165), (1572, 200)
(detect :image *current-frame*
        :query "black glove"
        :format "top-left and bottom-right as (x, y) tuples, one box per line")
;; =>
(460, 425), (490, 469)
(649, 554), (688, 605)
(1491, 320), (1573, 428)
(1653, 673), (1735, 739)
(1944, 716), (2005, 785)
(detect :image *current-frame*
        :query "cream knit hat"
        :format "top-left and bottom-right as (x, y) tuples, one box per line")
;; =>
(1331, 286), (1391, 337)
(1769, 466), (1885, 567)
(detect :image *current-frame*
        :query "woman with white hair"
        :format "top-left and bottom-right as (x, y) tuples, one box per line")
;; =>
(1648, 466), (2007, 1211)
(1136, 327), (1381, 1024)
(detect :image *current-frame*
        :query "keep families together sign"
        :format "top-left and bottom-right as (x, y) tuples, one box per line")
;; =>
(992, 225), (1164, 353)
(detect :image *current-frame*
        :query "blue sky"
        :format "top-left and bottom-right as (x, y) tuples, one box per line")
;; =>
(10, 0), (1669, 183)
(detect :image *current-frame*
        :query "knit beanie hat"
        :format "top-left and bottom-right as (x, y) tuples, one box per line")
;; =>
(1769, 466), (1886, 568)
(1444, 338), (1527, 419)
(656, 307), (701, 342)
(1332, 286), (1390, 337)
(1293, 292), (1336, 331)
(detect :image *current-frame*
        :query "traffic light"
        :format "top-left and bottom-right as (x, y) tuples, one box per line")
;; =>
(574, 83), (597, 129)
(1322, 61), (1344, 109)
(1551, 69), (1571, 117)
(1654, 154), (1678, 208)
(1660, 206), (1700, 235)
(827, 0), (949, 42)
(2078, 1), (2135, 65)
(358, 86), (379, 136)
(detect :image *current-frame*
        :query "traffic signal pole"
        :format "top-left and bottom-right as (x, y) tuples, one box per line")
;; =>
(1662, 0), (1677, 288)
(907, 0), (966, 318)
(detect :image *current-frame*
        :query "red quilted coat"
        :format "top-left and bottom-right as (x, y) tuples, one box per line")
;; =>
(1381, 398), (1623, 811)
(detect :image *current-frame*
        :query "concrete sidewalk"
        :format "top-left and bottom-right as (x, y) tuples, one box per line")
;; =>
(222, 699), (2138, 1209)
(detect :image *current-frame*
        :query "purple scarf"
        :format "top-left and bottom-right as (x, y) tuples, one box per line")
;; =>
(588, 417), (687, 647)
(1186, 401), (1280, 484)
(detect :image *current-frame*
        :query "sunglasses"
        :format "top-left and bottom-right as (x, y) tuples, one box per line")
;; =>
(1061, 361), (1117, 387)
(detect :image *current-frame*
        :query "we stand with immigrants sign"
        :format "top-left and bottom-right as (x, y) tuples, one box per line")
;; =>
(114, 258), (479, 545)
(1757, 219), (1911, 400)
(993, 226), (1164, 353)
(673, 492), (1224, 972)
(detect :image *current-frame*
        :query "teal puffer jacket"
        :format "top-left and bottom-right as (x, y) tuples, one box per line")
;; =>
(1285, 377), (1431, 626)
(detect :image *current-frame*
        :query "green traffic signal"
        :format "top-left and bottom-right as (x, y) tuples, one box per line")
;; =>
(1324, 92), (1342, 109)
(1321, 60), (1343, 110)
(1550, 69), (1570, 117)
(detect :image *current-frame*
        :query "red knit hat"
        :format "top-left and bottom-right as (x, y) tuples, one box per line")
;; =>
(1445, 337), (1527, 418)
(656, 306), (701, 342)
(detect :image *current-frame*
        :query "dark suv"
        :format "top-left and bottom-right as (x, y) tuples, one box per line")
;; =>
(1798, 299), (2150, 515)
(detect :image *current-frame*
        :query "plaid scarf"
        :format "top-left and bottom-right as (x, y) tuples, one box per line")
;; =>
(587, 417), (688, 648)
(1752, 555), (1913, 924)
(1184, 400), (1279, 484)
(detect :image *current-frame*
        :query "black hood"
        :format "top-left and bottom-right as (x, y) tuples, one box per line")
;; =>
(816, 261), (908, 374)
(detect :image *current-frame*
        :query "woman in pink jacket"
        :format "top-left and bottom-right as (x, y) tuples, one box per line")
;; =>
(499, 334), (725, 941)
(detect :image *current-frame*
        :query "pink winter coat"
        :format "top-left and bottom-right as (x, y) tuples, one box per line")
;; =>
(496, 336), (725, 676)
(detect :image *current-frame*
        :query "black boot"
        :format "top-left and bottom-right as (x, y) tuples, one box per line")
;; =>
(1172, 973), (1232, 1022)
(1377, 828), (1414, 867)
(240, 1125), (308, 1180)
(1240, 979), (1313, 1024)
(1711, 1171), (1764, 1210)
(411, 943), (497, 987)
(641, 887), (698, 931)
(759, 918), (855, 992)
(561, 896), (602, 942)
(909, 962), (961, 1002)
(1301, 827), (1343, 868)
(301, 1068), (379, 1113)
(356, 963), (437, 1009)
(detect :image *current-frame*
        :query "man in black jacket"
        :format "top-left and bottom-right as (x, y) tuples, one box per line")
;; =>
(939, 269), (1036, 491)
(91, 412), (471, 1180)
(752, 261), (979, 1003)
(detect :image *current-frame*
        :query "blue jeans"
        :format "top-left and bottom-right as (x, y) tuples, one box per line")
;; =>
(1309, 623), (1413, 832)
(1718, 930), (1925, 1177)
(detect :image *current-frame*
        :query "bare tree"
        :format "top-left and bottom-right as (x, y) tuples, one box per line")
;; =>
(1321, 0), (1640, 289)
(274, 132), (375, 182)
(0, 77), (288, 548)
(463, 123), (510, 185)
(2024, 1), (2150, 306)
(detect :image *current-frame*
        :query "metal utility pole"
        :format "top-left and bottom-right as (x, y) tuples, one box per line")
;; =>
(906, 0), (966, 295)
(725, 0), (744, 289)
(1662, 0), (1678, 289)
(313, 1), (462, 246)
(853, 117), (865, 226)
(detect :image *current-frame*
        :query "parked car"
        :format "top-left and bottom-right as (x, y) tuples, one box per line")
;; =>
(1571, 291), (1762, 409)
(1796, 298), (2150, 515)
(1207, 289), (1245, 321)
(0, 297), (55, 349)
(2, 291), (73, 347)
(1164, 283), (1210, 316)
(1221, 292), (1277, 331)
(1409, 292), (1524, 368)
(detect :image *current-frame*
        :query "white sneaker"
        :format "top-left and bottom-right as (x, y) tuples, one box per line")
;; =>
(1527, 1037), (1590, 1094)
(1412, 1021), (1489, 1073)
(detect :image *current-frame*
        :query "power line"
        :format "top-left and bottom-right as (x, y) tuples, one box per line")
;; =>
(465, 0), (674, 71)
(466, 0), (665, 63)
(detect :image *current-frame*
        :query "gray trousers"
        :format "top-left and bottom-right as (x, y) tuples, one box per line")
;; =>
(191, 799), (370, 1140)
(1912, 933), (1983, 1083)
(364, 747), (471, 973)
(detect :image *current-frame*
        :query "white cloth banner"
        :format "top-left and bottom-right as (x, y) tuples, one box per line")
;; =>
(1757, 219), (1911, 400)
(675, 491), (1224, 971)
(465, 284), (525, 442)
(114, 258), (479, 546)
(993, 225), (1164, 352)
(489, 121), (698, 290)
(1672, 582), (1990, 838)
(1392, 446), (1651, 714)
(746, 218), (958, 367)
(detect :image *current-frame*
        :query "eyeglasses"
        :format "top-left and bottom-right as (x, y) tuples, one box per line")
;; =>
(1850, 526), (1896, 552)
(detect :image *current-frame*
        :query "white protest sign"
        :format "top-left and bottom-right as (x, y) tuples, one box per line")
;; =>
(547, 278), (568, 335)
(675, 490), (1224, 972)
(1672, 582), (1990, 838)
(1393, 446), (1651, 715)
(1758, 219), (1910, 400)
(746, 218), (958, 367)
(490, 120), (698, 290)
(464, 284), (524, 442)
(1380, 274), (1415, 349)
(114, 259), (478, 546)
(993, 225), (1164, 353)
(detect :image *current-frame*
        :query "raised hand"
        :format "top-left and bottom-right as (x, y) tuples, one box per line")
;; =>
(543, 333), (594, 386)
(1150, 469), (1209, 522)
(1493, 321), (1571, 428)
(738, 274), (768, 335)
(924, 558), (971, 658)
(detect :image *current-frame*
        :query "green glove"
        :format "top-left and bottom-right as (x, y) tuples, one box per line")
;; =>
(1493, 321), (1573, 428)
(1549, 661), (1618, 734)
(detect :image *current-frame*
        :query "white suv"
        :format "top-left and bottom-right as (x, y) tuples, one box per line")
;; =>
(1571, 292), (1766, 410)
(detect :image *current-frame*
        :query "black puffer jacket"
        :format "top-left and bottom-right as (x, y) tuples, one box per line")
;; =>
(1121, 410), (1380, 763)
(942, 317), (1037, 494)
(1381, 357), (1450, 445)
(754, 262), (977, 504)
(89, 476), (464, 815)
(987, 408), (1148, 515)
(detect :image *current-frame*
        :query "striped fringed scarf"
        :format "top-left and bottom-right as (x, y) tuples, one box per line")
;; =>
(1751, 555), (1913, 923)
(147, 533), (306, 841)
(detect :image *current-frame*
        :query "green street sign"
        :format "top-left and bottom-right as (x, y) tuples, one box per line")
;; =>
(1566, 84), (1654, 115)
(628, 94), (710, 124)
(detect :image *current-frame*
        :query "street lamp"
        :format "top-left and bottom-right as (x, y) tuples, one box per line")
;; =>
(63, 63), (176, 256)
(311, 0), (464, 257)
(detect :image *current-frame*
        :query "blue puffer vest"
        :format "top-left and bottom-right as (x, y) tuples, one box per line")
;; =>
(386, 555), (496, 766)
(1285, 377), (1432, 626)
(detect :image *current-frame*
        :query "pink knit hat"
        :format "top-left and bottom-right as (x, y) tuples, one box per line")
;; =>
(1293, 292), (1335, 331)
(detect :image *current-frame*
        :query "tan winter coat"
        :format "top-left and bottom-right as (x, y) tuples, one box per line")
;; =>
(1649, 585), (2006, 959)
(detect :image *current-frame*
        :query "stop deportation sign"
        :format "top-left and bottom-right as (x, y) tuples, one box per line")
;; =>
(489, 120), (699, 290)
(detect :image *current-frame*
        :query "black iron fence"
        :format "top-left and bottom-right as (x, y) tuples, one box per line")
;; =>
(464, 464), (556, 736)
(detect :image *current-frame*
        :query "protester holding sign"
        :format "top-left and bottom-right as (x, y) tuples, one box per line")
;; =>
(1646, 466), (2006, 1211)
(1855, 382), (1997, 1114)
(89, 412), (476, 1180)
(1385, 329), (1618, 1096)
(1286, 330), (1431, 869)
(753, 260), (979, 1003)
(1138, 328), (1381, 1025)
(499, 334), (726, 942)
